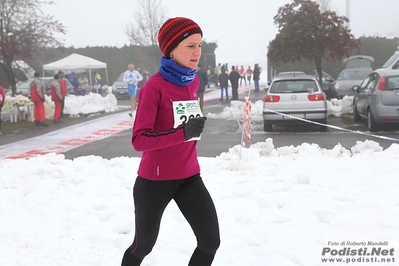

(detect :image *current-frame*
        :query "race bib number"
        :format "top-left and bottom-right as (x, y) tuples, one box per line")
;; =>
(128, 74), (135, 84)
(172, 100), (204, 141)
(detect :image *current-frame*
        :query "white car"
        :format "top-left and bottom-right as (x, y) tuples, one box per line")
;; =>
(263, 75), (327, 132)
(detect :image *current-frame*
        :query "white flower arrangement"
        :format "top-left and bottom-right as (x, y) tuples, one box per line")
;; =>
(3, 95), (33, 112)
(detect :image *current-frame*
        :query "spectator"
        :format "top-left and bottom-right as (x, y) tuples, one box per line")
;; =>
(123, 63), (143, 118)
(253, 63), (261, 92)
(68, 72), (79, 95)
(246, 66), (253, 85)
(239, 65), (246, 87)
(218, 66), (229, 101)
(229, 66), (240, 100)
(197, 64), (208, 112)
(214, 63), (221, 86)
(57, 70), (67, 116)
(94, 72), (102, 87)
(121, 16), (220, 266)
(78, 72), (89, 96)
(0, 85), (5, 135)
(30, 72), (48, 126)
(206, 66), (212, 88)
(51, 74), (63, 124)
(137, 67), (150, 89)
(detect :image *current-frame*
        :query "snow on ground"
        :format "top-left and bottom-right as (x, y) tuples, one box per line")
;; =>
(1, 91), (398, 266)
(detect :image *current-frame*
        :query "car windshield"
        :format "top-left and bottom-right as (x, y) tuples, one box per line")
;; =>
(388, 76), (399, 90)
(270, 80), (318, 93)
(116, 73), (124, 82)
(382, 54), (399, 68)
(337, 69), (371, 80)
(276, 72), (306, 78)
(17, 81), (32, 89)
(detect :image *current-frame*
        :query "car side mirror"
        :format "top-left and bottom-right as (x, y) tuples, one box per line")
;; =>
(352, 85), (360, 93)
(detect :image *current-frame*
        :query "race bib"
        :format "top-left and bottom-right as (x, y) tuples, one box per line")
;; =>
(128, 74), (135, 84)
(172, 100), (204, 141)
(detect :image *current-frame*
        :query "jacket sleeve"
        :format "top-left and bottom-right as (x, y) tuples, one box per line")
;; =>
(131, 80), (186, 152)
(203, 71), (208, 84)
(55, 82), (62, 100)
(36, 80), (44, 99)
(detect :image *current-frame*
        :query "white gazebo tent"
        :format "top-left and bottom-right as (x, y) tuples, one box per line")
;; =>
(42, 53), (109, 85)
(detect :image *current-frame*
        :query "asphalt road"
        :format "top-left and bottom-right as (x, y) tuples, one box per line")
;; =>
(62, 90), (399, 160)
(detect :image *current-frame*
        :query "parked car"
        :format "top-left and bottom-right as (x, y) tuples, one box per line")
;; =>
(312, 70), (336, 100)
(262, 75), (327, 132)
(16, 77), (75, 97)
(379, 45), (399, 70)
(352, 69), (399, 132)
(14, 80), (33, 97)
(111, 72), (128, 99)
(334, 55), (374, 99)
(275, 71), (306, 78)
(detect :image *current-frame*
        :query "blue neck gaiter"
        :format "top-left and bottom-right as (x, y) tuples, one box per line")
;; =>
(158, 57), (197, 86)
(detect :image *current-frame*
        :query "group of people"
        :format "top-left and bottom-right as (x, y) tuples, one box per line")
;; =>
(66, 71), (90, 96)
(197, 63), (261, 103)
(205, 64), (259, 89)
(29, 71), (68, 126)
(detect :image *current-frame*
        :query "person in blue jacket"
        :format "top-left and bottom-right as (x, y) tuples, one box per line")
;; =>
(218, 66), (229, 101)
(67, 72), (79, 95)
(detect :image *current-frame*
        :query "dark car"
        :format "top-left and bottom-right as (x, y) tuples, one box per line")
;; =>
(312, 70), (336, 100)
(352, 69), (399, 132)
(111, 72), (129, 99)
(334, 55), (374, 99)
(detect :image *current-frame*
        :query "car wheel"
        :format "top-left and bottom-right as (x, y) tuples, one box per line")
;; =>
(367, 109), (378, 132)
(263, 121), (273, 132)
(353, 103), (361, 122)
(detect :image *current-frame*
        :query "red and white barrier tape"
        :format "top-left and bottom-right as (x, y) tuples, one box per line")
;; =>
(241, 92), (252, 148)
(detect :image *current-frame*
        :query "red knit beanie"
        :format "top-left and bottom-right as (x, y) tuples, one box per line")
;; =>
(158, 17), (203, 57)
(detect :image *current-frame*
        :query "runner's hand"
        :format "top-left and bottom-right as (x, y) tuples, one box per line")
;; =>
(184, 117), (207, 140)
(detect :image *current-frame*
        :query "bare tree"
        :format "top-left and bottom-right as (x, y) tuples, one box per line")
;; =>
(125, 0), (168, 46)
(0, 0), (65, 95)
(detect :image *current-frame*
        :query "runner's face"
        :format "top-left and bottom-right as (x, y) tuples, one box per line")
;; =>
(171, 33), (202, 70)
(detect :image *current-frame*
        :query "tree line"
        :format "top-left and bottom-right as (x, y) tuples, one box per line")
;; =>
(30, 41), (217, 86)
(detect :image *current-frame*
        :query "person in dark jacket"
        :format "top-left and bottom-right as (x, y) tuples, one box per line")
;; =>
(197, 64), (208, 112)
(229, 66), (240, 100)
(253, 63), (261, 91)
(218, 66), (229, 101)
